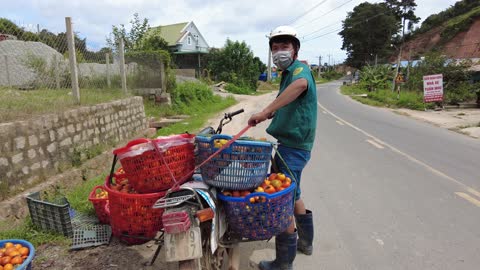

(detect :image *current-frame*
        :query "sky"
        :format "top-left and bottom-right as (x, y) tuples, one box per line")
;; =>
(3, 0), (460, 65)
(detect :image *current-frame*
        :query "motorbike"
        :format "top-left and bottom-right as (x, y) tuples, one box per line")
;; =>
(149, 109), (245, 270)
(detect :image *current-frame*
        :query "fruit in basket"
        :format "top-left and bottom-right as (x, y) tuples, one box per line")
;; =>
(232, 191), (241, 197)
(264, 185), (276, 194)
(268, 173), (277, 181)
(255, 186), (264, 193)
(222, 191), (232, 196)
(0, 256), (11, 266)
(271, 180), (282, 189)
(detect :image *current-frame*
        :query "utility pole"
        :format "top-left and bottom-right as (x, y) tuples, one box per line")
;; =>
(318, 55), (322, 79)
(266, 34), (272, 82)
(328, 54), (331, 70)
(392, 6), (407, 92)
(375, 54), (378, 66)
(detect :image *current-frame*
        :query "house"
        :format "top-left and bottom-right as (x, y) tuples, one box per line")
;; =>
(150, 21), (209, 76)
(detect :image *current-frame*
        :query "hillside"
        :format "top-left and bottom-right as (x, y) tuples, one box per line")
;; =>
(397, 4), (480, 60)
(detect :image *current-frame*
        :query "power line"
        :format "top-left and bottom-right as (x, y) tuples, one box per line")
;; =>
(288, 0), (329, 26)
(295, 0), (356, 29)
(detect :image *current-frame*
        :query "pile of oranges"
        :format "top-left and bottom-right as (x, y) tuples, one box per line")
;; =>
(222, 173), (292, 203)
(0, 242), (30, 270)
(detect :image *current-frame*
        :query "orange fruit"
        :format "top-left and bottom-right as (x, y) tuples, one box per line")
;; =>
(3, 244), (13, 249)
(271, 180), (282, 189)
(3, 264), (12, 270)
(277, 173), (286, 181)
(240, 191), (251, 197)
(10, 256), (22, 265)
(264, 185), (276, 194)
(276, 187), (285, 192)
(249, 197), (256, 203)
(0, 256), (11, 266)
(19, 247), (29, 257)
(0, 264), (3, 270)
(268, 173), (277, 181)
(255, 186), (264, 193)
(3, 249), (15, 257)
(6, 251), (19, 258)
(232, 191), (241, 197)
(0, 248), (5, 253)
(13, 244), (22, 250)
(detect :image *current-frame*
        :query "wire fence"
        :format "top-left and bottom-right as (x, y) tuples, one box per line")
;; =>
(0, 17), (167, 103)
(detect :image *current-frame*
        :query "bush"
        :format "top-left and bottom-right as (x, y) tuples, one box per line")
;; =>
(359, 65), (393, 91)
(225, 83), (255, 94)
(322, 70), (343, 81)
(170, 81), (215, 109)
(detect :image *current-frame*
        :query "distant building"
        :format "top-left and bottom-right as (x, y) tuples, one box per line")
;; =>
(149, 21), (209, 76)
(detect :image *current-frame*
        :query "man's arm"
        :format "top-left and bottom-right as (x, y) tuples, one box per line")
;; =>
(248, 78), (308, 126)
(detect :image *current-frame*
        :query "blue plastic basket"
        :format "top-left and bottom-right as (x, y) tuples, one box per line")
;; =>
(218, 183), (296, 240)
(0, 239), (35, 270)
(196, 135), (273, 190)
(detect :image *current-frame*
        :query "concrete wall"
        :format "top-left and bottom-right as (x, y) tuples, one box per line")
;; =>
(0, 97), (147, 194)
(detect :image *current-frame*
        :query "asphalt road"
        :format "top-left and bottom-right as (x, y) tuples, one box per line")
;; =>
(246, 81), (480, 270)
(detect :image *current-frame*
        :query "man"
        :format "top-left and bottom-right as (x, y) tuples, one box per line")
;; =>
(248, 25), (317, 270)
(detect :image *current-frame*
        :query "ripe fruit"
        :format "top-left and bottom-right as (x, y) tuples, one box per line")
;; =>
(0, 256), (11, 266)
(271, 180), (282, 189)
(268, 173), (277, 181)
(10, 256), (23, 265)
(276, 173), (286, 181)
(6, 251), (19, 257)
(222, 191), (232, 196)
(13, 244), (22, 250)
(264, 185), (276, 194)
(3, 243), (13, 249)
(3, 264), (12, 270)
(255, 187), (264, 193)
(232, 191), (241, 197)
(249, 197), (256, 203)
(18, 247), (30, 256)
(240, 191), (251, 197)
(276, 187), (285, 192)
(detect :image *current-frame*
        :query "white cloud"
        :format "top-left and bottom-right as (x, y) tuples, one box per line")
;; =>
(3, 0), (460, 64)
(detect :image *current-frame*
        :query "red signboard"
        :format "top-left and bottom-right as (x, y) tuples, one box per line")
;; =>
(423, 74), (443, 102)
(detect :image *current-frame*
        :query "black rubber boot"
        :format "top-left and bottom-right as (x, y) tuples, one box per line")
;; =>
(295, 209), (314, 255)
(259, 232), (297, 270)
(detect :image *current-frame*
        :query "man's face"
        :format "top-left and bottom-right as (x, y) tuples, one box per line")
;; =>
(271, 41), (295, 56)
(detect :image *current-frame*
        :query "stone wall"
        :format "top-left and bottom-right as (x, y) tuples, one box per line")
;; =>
(0, 97), (147, 194)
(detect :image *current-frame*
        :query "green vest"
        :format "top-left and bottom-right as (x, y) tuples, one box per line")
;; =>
(267, 60), (317, 151)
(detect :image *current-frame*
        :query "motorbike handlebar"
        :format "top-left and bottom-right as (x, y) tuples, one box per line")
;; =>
(226, 109), (244, 119)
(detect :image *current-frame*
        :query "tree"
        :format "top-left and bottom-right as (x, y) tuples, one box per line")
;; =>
(137, 28), (170, 51)
(339, 2), (400, 68)
(207, 39), (265, 90)
(106, 13), (150, 52)
(385, 0), (420, 36)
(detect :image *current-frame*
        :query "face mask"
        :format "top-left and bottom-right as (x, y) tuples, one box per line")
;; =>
(272, 50), (293, 70)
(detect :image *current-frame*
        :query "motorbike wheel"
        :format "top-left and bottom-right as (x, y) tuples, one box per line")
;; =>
(202, 238), (229, 270)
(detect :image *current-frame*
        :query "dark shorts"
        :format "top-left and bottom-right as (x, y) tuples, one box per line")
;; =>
(272, 145), (311, 200)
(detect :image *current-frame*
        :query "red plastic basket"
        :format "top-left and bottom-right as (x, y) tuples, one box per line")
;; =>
(88, 185), (110, 224)
(104, 178), (166, 245)
(113, 134), (195, 193)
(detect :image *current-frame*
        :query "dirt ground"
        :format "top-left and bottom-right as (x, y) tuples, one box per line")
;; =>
(393, 108), (480, 138)
(31, 89), (480, 269)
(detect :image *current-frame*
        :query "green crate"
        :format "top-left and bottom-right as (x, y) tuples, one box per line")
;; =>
(26, 192), (74, 237)
(70, 225), (112, 250)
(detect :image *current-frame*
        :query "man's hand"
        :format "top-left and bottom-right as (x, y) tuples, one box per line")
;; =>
(248, 111), (273, 126)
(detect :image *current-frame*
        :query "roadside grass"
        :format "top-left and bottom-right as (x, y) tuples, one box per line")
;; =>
(153, 95), (236, 136)
(341, 84), (433, 110)
(0, 87), (128, 122)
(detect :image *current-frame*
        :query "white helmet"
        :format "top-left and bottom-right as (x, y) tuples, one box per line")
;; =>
(269, 26), (300, 49)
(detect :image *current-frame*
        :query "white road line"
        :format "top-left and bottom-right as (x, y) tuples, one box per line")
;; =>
(366, 139), (384, 149)
(322, 110), (328, 114)
(336, 120), (345, 126)
(317, 101), (480, 194)
(467, 188), (480, 199)
(455, 192), (480, 208)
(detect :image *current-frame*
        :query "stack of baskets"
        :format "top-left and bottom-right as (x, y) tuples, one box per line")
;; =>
(89, 134), (196, 244)
(196, 134), (296, 240)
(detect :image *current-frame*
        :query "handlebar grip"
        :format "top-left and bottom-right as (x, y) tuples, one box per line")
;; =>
(227, 109), (244, 118)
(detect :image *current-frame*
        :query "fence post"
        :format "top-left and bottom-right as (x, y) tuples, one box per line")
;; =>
(4, 55), (11, 87)
(118, 39), (127, 94)
(106, 53), (111, 88)
(54, 54), (61, 89)
(65, 17), (80, 104)
(160, 60), (166, 93)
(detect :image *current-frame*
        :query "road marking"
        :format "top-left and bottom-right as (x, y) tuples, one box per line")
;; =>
(336, 120), (345, 126)
(467, 188), (480, 199)
(322, 110), (328, 114)
(317, 101), (479, 194)
(455, 192), (480, 207)
(366, 139), (384, 149)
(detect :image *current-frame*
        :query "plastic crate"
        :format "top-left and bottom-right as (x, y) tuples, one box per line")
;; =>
(218, 182), (296, 240)
(113, 134), (195, 193)
(88, 185), (110, 224)
(104, 179), (166, 245)
(26, 192), (74, 237)
(70, 225), (112, 250)
(196, 134), (272, 190)
(0, 239), (35, 270)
